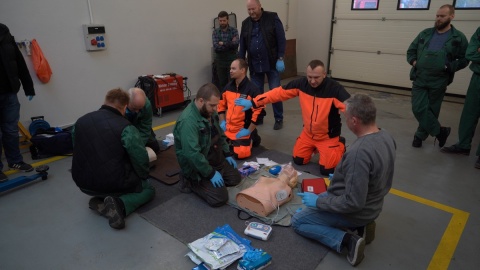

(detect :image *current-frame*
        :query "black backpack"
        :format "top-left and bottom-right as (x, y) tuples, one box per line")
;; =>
(135, 76), (158, 115)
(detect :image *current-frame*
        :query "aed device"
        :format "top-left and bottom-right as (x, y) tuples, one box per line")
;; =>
(83, 24), (106, 51)
(244, 222), (272, 241)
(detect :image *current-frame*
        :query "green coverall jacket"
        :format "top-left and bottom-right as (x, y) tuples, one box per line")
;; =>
(407, 25), (469, 86)
(129, 99), (154, 146)
(173, 102), (231, 182)
(466, 27), (480, 74)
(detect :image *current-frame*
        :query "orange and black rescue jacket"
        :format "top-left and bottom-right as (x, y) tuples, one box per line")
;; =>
(218, 77), (264, 133)
(253, 77), (350, 140)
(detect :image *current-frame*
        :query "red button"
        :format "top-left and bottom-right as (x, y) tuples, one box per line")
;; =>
(91, 39), (97, 45)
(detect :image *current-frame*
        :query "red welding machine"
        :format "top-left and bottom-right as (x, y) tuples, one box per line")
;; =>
(151, 74), (190, 116)
(136, 73), (191, 117)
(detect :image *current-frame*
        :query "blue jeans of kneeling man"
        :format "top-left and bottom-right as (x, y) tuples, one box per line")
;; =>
(291, 192), (369, 253)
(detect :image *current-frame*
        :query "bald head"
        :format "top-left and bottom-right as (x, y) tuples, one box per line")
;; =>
(247, 0), (262, 21)
(128, 88), (147, 113)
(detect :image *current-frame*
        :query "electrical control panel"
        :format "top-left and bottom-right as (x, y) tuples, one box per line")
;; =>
(83, 24), (106, 51)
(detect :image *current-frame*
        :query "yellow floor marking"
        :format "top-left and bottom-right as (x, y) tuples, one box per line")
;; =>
(5, 156), (68, 175)
(326, 178), (469, 269)
(390, 189), (469, 270)
(152, 121), (176, 131)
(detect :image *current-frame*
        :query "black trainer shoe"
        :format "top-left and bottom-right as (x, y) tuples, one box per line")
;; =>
(412, 136), (422, 148)
(475, 157), (480, 169)
(104, 196), (125, 229)
(440, 144), (470, 155)
(357, 220), (376, 245)
(0, 172), (8, 183)
(273, 120), (283, 130)
(89, 197), (107, 216)
(435, 127), (451, 148)
(346, 233), (366, 266)
(8, 162), (34, 172)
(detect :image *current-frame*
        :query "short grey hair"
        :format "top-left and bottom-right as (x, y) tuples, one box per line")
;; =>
(344, 94), (376, 125)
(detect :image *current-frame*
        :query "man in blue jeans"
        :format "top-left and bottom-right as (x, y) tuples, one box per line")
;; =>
(0, 23), (35, 183)
(239, 0), (286, 130)
(292, 94), (396, 266)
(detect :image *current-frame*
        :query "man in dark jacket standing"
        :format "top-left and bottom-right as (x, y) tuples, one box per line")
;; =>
(72, 88), (155, 230)
(0, 23), (35, 182)
(239, 0), (286, 130)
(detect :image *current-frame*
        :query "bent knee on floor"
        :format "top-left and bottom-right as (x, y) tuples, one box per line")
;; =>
(293, 156), (309, 165)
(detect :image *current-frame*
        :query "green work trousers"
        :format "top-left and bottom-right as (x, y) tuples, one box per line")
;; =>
(411, 49), (449, 140)
(456, 73), (480, 156)
(411, 82), (447, 140)
(119, 180), (155, 216)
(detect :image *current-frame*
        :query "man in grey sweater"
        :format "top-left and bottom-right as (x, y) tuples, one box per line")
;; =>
(292, 93), (396, 266)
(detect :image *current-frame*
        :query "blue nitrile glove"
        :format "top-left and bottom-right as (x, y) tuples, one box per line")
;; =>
(276, 59), (285, 73)
(27, 95), (34, 101)
(210, 171), (224, 188)
(226, 156), (237, 169)
(220, 120), (226, 132)
(234, 98), (253, 112)
(236, 128), (251, 139)
(297, 192), (319, 208)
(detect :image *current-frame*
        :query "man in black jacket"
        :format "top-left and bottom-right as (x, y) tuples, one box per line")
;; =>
(238, 0), (286, 130)
(0, 23), (35, 182)
(72, 88), (155, 229)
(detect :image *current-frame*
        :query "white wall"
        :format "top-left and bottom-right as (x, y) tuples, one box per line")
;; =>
(0, 0), (302, 127)
(296, 0), (334, 74)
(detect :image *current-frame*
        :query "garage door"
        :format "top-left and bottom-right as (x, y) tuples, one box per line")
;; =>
(329, 0), (479, 95)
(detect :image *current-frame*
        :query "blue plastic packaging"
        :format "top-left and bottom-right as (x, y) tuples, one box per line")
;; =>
(237, 249), (272, 270)
(239, 165), (257, 178)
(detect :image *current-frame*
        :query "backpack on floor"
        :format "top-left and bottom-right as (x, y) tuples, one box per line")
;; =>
(30, 128), (73, 159)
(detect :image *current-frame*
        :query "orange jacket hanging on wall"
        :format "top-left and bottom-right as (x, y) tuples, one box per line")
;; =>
(31, 39), (52, 83)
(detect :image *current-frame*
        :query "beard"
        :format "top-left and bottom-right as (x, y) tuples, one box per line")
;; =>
(220, 24), (228, 29)
(435, 19), (451, 31)
(199, 103), (211, 118)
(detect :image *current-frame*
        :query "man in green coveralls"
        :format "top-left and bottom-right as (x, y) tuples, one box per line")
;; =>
(173, 83), (240, 207)
(126, 87), (160, 153)
(407, 4), (468, 148)
(441, 26), (480, 169)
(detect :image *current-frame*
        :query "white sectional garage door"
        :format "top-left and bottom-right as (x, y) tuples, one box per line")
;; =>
(329, 0), (479, 95)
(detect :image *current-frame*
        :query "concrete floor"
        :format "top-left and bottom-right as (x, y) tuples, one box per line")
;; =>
(1, 79), (479, 270)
